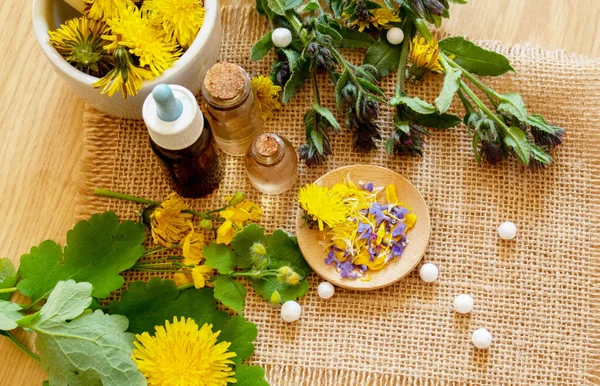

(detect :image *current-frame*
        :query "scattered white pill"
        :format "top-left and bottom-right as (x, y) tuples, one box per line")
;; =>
(281, 300), (302, 323)
(317, 282), (335, 299)
(386, 27), (404, 45)
(453, 294), (474, 314)
(497, 221), (517, 240)
(272, 28), (293, 48)
(472, 328), (493, 349)
(419, 263), (439, 283)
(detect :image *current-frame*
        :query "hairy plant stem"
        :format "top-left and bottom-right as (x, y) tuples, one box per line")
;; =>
(93, 189), (159, 206)
(143, 245), (182, 256)
(441, 53), (502, 105)
(0, 287), (17, 294)
(395, 22), (413, 97)
(2, 331), (41, 363)
(458, 80), (510, 134)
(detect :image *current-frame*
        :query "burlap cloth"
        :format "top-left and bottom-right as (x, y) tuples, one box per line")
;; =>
(75, 5), (600, 386)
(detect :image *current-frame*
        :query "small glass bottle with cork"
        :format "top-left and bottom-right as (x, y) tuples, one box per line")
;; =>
(202, 62), (263, 156)
(245, 133), (298, 195)
(143, 84), (222, 198)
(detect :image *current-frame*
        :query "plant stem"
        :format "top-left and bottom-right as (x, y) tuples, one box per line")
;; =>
(458, 80), (509, 132)
(0, 287), (17, 295)
(177, 283), (194, 291)
(407, 10), (433, 42)
(395, 22), (413, 97)
(2, 332), (40, 363)
(143, 245), (182, 256)
(441, 53), (500, 104)
(93, 189), (159, 206)
(130, 268), (183, 273)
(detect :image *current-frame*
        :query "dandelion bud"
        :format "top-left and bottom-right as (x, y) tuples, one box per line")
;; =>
(270, 290), (282, 304)
(199, 219), (213, 230)
(228, 191), (246, 206)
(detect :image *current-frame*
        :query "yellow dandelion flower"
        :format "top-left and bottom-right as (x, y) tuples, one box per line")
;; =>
(84, 0), (134, 21)
(298, 184), (348, 231)
(191, 265), (213, 289)
(251, 75), (282, 122)
(182, 223), (205, 265)
(103, 6), (181, 76)
(94, 46), (154, 98)
(149, 192), (193, 247)
(49, 16), (111, 76)
(410, 36), (443, 73)
(133, 318), (237, 386)
(349, 7), (401, 32)
(143, 0), (206, 48)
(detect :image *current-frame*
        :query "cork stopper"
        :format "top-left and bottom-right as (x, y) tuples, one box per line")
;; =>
(204, 62), (245, 100)
(256, 134), (281, 157)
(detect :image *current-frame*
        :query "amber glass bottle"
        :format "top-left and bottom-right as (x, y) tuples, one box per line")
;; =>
(143, 84), (222, 198)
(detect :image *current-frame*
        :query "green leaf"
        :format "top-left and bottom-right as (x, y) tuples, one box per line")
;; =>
(0, 258), (17, 301)
(218, 316), (258, 364)
(231, 224), (266, 269)
(267, 0), (286, 15)
(503, 126), (532, 164)
(472, 130), (482, 163)
(299, 0), (319, 12)
(415, 112), (462, 129)
(30, 280), (145, 386)
(17, 212), (146, 302)
(364, 37), (402, 79)
(234, 364), (269, 386)
(108, 277), (223, 334)
(251, 32), (273, 61)
(312, 104), (341, 131)
(213, 275), (246, 315)
(266, 229), (311, 275)
(497, 93), (528, 121)
(526, 114), (561, 134)
(281, 49), (300, 69)
(439, 36), (514, 76)
(390, 96), (436, 114)
(530, 144), (552, 165)
(204, 243), (236, 274)
(336, 27), (375, 48)
(0, 301), (22, 330)
(283, 58), (310, 103)
(317, 22), (343, 44)
(356, 77), (385, 97)
(310, 129), (324, 154)
(285, 0), (303, 9)
(435, 68), (461, 113)
(253, 278), (310, 304)
(334, 69), (349, 111)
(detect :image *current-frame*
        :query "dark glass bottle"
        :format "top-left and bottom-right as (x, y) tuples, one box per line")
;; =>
(150, 116), (222, 198)
(143, 84), (222, 198)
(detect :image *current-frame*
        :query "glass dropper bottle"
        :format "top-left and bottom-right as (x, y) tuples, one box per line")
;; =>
(245, 133), (298, 195)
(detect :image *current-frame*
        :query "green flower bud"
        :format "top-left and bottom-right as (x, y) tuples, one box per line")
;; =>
(270, 290), (282, 304)
(228, 191), (246, 206)
(250, 242), (267, 257)
(199, 219), (213, 230)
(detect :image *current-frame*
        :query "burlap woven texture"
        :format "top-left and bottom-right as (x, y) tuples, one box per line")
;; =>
(75, 5), (600, 386)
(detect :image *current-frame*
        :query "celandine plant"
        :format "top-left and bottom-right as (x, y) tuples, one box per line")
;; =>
(251, 0), (564, 168)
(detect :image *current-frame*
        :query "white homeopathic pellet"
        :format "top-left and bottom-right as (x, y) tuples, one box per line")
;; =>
(386, 27), (404, 45)
(272, 28), (293, 48)
(453, 294), (474, 314)
(317, 282), (335, 299)
(419, 263), (439, 283)
(281, 300), (302, 323)
(497, 221), (517, 240)
(472, 328), (493, 349)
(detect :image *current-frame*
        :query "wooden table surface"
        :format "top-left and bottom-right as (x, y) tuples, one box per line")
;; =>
(0, 0), (598, 384)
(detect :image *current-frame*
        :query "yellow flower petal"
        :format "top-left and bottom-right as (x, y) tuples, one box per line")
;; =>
(191, 265), (213, 289)
(150, 193), (193, 247)
(385, 184), (398, 204)
(251, 75), (282, 122)
(405, 213), (417, 229)
(173, 272), (191, 287)
(216, 220), (235, 245)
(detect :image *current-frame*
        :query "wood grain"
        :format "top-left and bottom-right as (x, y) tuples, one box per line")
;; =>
(0, 0), (598, 384)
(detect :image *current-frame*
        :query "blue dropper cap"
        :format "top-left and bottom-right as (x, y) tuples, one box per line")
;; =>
(152, 84), (183, 122)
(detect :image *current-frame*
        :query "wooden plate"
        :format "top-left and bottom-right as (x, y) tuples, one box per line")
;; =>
(295, 165), (431, 291)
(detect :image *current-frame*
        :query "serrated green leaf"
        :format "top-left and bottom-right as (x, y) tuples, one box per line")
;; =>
(253, 278), (310, 304)
(439, 36), (514, 76)
(414, 112), (462, 129)
(31, 280), (145, 386)
(267, 0), (286, 15)
(204, 243), (236, 274)
(0, 301), (22, 330)
(231, 224), (266, 269)
(234, 364), (269, 386)
(312, 104), (341, 131)
(0, 258), (17, 301)
(310, 129), (324, 154)
(497, 93), (528, 121)
(364, 37), (402, 79)
(390, 96), (436, 114)
(503, 126), (531, 164)
(218, 316), (258, 364)
(283, 58), (310, 103)
(17, 212), (146, 302)
(251, 32), (273, 61)
(435, 68), (461, 113)
(108, 277), (223, 334)
(214, 275), (246, 315)
(334, 69), (349, 111)
(266, 229), (311, 275)
(336, 27), (375, 48)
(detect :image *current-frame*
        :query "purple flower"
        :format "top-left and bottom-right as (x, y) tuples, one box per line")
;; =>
(391, 243), (405, 257)
(339, 260), (358, 279)
(357, 221), (372, 233)
(392, 223), (406, 238)
(359, 227), (373, 240)
(325, 248), (340, 266)
(363, 182), (374, 192)
(392, 206), (408, 219)
(360, 265), (368, 272)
